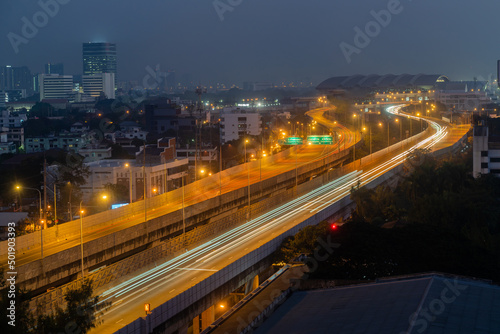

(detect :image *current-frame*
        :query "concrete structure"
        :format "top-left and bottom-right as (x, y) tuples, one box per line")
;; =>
(82, 42), (117, 87)
(79, 146), (112, 162)
(105, 121), (148, 144)
(24, 131), (94, 153)
(80, 138), (186, 201)
(254, 273), (500, 334)
(435, 81), (491, 111)
(0, 142), (16, 155)
(145, 99), (192, 135)
(473, 121), (500, 178)
(5, 101), (36, 112)
(44, 63), (64, 76)
(0, 65), (33, 95)
(0, 212), (27, 240)
(0, 89), (27, 103)
(0, 126), (24, 148)
(0, 109), (27, 128)
(82, 73), (115, 99)
(70, 122), (89, 133)
(317, 74), (449, 95)
(38, 74), (73, 101)
(221, 109), (262, 143)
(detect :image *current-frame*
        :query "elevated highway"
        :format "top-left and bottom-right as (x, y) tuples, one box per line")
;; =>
(1, 109), (355, 294)
(100, 105), (468, 333)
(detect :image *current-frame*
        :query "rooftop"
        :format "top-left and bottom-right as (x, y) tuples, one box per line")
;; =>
(255, 273), (500, 334)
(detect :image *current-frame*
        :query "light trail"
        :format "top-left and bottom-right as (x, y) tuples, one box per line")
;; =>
(93, 104), (450, 332)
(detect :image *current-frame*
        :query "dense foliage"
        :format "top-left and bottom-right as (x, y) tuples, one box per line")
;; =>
(275, 150), (500, 282)
(0, 275), (110, 333)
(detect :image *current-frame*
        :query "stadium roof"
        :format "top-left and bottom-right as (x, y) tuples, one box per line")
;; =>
(317, 74), (449, 91)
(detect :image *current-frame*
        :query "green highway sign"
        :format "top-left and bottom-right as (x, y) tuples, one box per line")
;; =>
(284, 137), (304, 145)
(307, 135), (334, 145)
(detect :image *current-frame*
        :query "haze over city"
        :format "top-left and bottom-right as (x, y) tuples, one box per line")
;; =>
(1, 0), (499, 84)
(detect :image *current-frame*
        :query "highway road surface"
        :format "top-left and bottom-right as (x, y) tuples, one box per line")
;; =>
(3, 110), (354, 269)
(90, 105), (465, 333)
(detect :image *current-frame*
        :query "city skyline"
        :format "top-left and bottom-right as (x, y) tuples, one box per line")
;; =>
(0, 0), (499, 85)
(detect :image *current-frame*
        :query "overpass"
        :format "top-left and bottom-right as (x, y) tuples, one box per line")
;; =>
(100, 105), (467, 333)
(6, 106), (469, 333)
(1, 109), (356, 293)
(104, 105), (469, 333)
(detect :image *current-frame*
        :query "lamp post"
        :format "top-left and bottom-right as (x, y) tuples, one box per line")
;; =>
(244, 139), (250, 220)
(125, 163), (133, 204)
(379, 121), (390, 153)
(16, 186), (43, 259)
(396, 118), (402, 148)
(79, 200), (84, 278)
(181, 174), (186, 247)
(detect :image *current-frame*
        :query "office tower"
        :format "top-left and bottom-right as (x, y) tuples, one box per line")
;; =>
(45, 63), (64, 75)
(83, 73), (115, 99)
(0, 66), (33, 94)
(38, 74), (73, 100)
(82, 42), (117, 87)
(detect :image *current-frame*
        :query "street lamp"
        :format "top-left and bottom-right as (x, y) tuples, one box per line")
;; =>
(79, 201), (84, 278)
(16, 185), (43, 259)
(395, 118), (403, 148)
(379, 121), (390, 152)
(125, 163), (133, 204)
(244, 139), (250, 220)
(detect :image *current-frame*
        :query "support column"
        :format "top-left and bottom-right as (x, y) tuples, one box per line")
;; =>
(244, 275), (260, 295)
(201, 305), (215, 330)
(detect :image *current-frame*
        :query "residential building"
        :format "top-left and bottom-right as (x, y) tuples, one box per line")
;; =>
(0, 109), (27, 128)
(24, 132), (94, 153)
(0, 142), (16, 155)
(145, 99), (193, 135)
(220, 109), (262, 143)
(70, 122), (90, 133)
(473, 119), (500, 178)
(83, 73), (115, 99)
(0, 127), (24, 148)
(79, 146), (112, 162)
(38, 74), (73, 101)
(83, 42), (117, 87)
(81, 138), (188, 202)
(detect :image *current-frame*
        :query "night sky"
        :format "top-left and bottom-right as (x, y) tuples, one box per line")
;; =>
(0, 0), (499, 85)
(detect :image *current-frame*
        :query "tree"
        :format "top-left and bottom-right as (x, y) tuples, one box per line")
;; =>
(35, 279), (110, 333)
(103, 183), (129, 203)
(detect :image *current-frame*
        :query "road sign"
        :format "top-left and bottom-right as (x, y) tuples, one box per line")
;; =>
(307, 135), (334, 145)
(284, 137), (304, 145)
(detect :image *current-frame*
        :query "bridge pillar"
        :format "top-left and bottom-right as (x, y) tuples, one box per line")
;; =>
(244, 274), (259, 295)
(192, 305), (215, 334)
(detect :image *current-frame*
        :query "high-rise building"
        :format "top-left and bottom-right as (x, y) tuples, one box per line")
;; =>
(82, 42), (117, 87)
(38, 74), (73, 101)
(83, 73), (115, 99)
(45, 63), (64, 76)
(0, 66), (33, 95)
